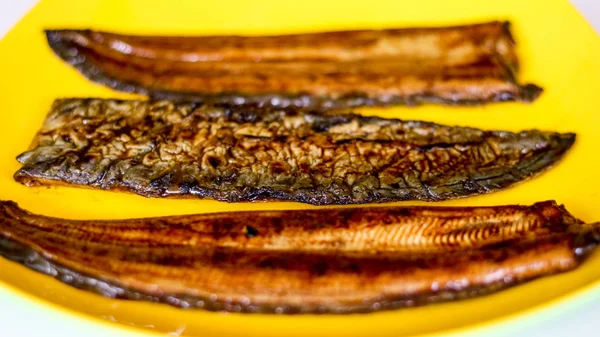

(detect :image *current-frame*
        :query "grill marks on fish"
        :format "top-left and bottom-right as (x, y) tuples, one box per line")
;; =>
(0, 200), (598, 313)
(45, 21), (542, 109)
(14, 99), (574, 205)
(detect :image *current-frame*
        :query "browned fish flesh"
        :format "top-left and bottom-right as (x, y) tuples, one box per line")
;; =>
(45, 21), (542, 109)
(14, 99), (574, 205)
(0, 200), (598, 313)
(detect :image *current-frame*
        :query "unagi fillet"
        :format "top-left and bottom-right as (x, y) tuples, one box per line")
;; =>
(0, 200), (598, 313)
(45, 21), (542, 109)
(14, 99), (574, 205)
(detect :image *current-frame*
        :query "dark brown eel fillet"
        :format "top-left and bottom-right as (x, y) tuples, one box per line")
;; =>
(14, 99), (574, 205)
(0, 200), (599, 313)
(45, 21), (542, 109)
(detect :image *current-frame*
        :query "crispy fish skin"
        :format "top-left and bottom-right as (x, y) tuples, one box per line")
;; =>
(0, 200), (598, 313)
(14, 99), (574, 205)
(45, 21), (542, 109)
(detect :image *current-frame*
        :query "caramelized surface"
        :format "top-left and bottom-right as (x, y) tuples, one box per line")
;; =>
(0, 200), (598, 313)
(14, 99), (574, 205)
(45, 21), (542, 109)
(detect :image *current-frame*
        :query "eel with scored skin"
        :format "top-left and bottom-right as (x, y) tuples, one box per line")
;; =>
(14, 99), (574, 205)
(45, 21), (542, 109)
(0, 200), (599, 313)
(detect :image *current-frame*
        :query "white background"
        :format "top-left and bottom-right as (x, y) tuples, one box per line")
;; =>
(0, 0), (599, 336)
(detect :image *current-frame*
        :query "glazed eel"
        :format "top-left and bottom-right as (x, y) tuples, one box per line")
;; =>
(14, 99), (574, 205)
(45, 21), (542, 109)
(0, 200), (598, 313)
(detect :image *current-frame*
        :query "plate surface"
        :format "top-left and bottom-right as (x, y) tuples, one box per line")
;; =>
(1, 0), (600, 336)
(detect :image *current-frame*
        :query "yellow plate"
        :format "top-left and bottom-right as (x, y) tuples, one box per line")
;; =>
(1, 0), (600, 336)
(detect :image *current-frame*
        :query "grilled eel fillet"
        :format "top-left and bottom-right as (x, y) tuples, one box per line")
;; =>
(0, 200), (598, 313)
(45, 21), (542, 109)
(14, 99), (574, 205)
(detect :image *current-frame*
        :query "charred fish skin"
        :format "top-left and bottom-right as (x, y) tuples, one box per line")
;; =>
(14, 99), (574, 205)
(0, 200), (598, 314)
(45, 21), (542, 109)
